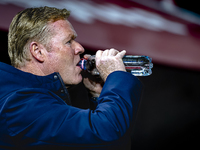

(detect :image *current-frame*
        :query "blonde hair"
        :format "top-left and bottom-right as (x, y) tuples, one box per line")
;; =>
(8, 6), (70, 67)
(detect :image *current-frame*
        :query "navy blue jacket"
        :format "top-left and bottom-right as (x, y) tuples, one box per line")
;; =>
(0, 62), (142, 149)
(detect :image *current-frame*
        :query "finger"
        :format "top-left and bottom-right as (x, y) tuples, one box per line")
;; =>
(83, 54), (91, 59)
(83, 78), (89, 85)
(95, 50), (103, 60)
(83, 78), (94, 90)
(83, 78), (102, 95)
(109, 48), (119, 56)
(102, 49), (109, 57)
(116, 50), (126, 59)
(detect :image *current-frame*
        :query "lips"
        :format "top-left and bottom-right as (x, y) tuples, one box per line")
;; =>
(77, 58), (84, 68)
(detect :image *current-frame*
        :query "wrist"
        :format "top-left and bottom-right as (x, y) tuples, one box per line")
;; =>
(90, 97), (99, 102)
(90, 91), (100, 98)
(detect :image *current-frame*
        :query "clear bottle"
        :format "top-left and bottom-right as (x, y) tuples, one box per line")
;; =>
(78, 55), (153, 76)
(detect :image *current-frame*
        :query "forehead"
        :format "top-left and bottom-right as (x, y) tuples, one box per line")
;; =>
(49, 20), (77, 37)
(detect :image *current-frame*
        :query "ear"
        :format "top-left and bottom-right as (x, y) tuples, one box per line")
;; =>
(30, 42), (46, 62)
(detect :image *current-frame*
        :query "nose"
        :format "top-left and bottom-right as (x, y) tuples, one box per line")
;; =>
(73, 41), (85, 55)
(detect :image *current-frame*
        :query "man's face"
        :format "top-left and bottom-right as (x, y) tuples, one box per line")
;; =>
(45, 20), (84, 85)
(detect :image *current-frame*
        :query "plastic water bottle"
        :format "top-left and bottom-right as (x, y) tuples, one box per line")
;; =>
(78, 55), (153, 76)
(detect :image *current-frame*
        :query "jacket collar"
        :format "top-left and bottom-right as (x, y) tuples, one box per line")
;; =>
(0, 62), (71, 105)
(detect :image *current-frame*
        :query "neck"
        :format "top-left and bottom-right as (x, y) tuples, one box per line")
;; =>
(18, 60), (47, 76)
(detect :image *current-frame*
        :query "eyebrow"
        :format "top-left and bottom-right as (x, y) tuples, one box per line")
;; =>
(72, 33), (77, 39)
(68, 32), (77, 40)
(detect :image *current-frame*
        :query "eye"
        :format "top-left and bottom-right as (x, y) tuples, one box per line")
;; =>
(66, 39), (72, 45)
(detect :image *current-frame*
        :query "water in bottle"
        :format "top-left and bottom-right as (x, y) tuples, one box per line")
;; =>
(78, 55), (153, 76)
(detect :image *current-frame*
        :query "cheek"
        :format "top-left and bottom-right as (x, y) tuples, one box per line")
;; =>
(47, 46), (75, 70)
(47, 52), (59, 64)
(45, 52), (62, 74)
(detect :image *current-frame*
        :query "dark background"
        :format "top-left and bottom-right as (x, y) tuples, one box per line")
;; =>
(1, 26), (200, 149)
(1, 1), (200, 149)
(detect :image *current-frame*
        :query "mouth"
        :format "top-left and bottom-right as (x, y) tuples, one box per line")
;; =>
(76, 59), (83, 69)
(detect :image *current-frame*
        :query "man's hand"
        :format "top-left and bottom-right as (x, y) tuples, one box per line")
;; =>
(96, 49), (126, 81)
(83, 78), (102, 97)
(83, 49), (126, 97)
(82, 54), (103, 97)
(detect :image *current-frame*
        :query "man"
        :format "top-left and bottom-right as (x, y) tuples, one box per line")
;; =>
(0, 6), (142, 149)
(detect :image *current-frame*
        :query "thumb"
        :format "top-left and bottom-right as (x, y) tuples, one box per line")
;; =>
(116, 50), (126, 59)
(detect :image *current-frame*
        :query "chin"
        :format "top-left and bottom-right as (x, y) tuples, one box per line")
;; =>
(62, 71), (83, 85)
(76, 76), (83, 84)
(71, 75), (83, 85)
